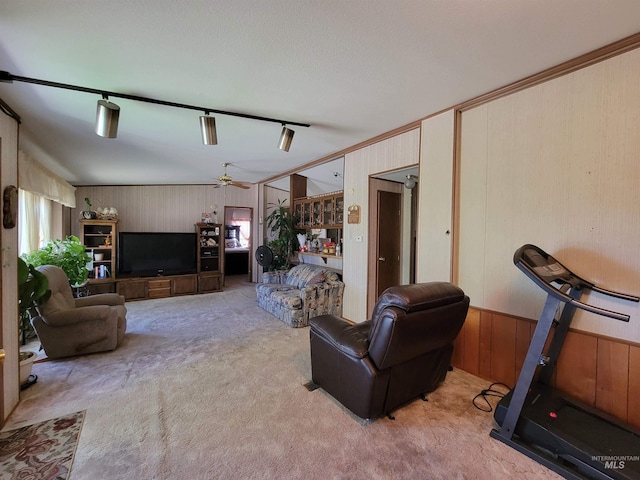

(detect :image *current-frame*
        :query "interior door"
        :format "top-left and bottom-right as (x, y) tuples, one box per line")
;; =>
(376, 190), (401, 297)
(368, 178), (403, 316)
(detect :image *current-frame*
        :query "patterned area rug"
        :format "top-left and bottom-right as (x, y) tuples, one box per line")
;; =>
(0, 411), (85, 480)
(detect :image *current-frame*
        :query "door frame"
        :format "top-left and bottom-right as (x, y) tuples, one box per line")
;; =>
(367, 177), (403, 317)
(223, 206), (253, 282)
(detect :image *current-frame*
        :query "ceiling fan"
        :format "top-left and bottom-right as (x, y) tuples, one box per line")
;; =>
(213, 163), (250, 189)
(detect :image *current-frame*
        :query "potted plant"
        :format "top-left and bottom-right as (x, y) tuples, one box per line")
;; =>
(81, 197), (96, 219)
(265, 199), (301, 270)
(21, 235), (93, 287)
(18, 257), (51, 384)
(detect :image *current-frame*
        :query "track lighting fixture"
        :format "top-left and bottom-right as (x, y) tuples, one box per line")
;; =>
(95, 95), (120, 138)
(278, 125), (295, 152)
(0, 70), (309, 149)
(404, 174), (418, 189)
(199, 112), (217, 145)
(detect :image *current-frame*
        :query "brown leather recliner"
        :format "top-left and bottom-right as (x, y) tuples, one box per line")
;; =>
(309, 282), (469, 420)
(31, 265), (127, 359)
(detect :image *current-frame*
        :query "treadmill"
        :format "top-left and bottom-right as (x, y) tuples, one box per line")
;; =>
(491, 244), (640, 480)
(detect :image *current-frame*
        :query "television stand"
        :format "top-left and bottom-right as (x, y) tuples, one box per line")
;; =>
(116, 273), (201, 301)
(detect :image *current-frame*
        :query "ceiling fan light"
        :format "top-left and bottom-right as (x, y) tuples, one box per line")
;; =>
(278, 126), (294, 152)
(95, 99), (120, 138)
(200, 114), (217, 145)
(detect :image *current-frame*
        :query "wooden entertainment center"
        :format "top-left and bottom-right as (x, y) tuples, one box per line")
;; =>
(80, 219), (224, 301)
(116, 274), (199, 301)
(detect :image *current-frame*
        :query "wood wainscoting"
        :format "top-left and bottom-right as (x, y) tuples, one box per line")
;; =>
(451, 307), (640, 430)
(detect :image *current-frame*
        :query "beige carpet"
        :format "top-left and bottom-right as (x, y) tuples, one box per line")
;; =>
(6, 277), (560, 479)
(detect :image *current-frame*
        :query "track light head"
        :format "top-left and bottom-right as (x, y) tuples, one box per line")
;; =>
(95, 98), (120, 138)
(278, 125), (295, 152)
(200, 113), (217, 145)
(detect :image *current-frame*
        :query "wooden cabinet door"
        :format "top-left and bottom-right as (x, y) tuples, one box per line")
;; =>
(117, 280), (148, 300)
(172, 275), (198, 295)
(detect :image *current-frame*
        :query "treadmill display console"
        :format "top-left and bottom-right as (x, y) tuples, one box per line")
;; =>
(522, 248), (568, 279)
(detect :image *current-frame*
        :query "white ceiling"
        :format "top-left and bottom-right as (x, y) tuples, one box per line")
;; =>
(1, 1), (640, 188)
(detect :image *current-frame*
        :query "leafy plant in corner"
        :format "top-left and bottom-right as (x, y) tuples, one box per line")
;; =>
(21, 235), (93, 287)
(265, 199), (301, 270)
(18, 257), (51, 345)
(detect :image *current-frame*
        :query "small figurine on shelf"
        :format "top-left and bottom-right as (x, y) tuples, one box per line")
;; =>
(104, 236), (111, 247)
(95, 206), (119, 220)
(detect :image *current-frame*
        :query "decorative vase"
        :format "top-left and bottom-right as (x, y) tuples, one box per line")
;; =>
(297, 234), (307, 250)
(19, 351), (37, 385)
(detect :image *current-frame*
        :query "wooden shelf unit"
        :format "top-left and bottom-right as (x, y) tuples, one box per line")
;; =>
(196, 223), (223, 293)
(80, 219), (118, 292)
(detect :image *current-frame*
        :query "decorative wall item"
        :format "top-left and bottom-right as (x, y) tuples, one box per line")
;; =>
(3, 185), (18, 228)
(347, 204), (361, 224)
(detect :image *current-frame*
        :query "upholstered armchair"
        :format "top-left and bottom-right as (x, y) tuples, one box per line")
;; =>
(31, 265), (127, 359)
(309, 282), (469, 420)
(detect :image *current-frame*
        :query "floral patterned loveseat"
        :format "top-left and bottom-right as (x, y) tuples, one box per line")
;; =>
(255, 264), (345, 328)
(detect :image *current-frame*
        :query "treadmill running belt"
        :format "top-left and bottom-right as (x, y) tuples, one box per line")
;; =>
(554, 405), (640, 473)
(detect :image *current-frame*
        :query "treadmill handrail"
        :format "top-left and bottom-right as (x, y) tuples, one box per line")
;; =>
(514, 244), (637, 322)
(591, 284), (640, 303)
(568, 298), (630, 322)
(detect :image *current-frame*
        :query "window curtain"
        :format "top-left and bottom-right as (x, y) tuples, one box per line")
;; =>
(18, 151), (76, 207)
(18, 150), (75, 255)
(18, 189), (52, 255)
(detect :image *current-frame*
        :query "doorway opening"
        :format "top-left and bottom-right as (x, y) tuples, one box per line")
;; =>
(223, 206), (253, 282)
(367, 167), (419, 316)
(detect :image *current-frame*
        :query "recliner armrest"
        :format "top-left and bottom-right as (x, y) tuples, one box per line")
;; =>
(75, 293), (125, 307)
(309, 315), (371, 359)
(41, 304), (112, 326)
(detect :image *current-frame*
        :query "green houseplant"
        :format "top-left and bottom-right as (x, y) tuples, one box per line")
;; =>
(21, 235), (92, 287)
(18, 257), (50, 345)
(265, 199), (300, 270)
(81, 197), (97, 219)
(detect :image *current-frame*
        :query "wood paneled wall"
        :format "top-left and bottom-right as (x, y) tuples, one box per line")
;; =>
(263, 185), (288, 244)
(452, 307), (640, 429)
(458, 47), (640, 343)
(342, 129), (420, 322)
(416, 109), (455, 283)
(72, 184), (260, 281)
(73, 184), (257, 235)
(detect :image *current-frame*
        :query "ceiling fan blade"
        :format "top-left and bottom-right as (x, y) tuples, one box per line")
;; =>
(230, 182), (250, 189)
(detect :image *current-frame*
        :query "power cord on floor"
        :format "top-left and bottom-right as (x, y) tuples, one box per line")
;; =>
(473, 382), (511, 412)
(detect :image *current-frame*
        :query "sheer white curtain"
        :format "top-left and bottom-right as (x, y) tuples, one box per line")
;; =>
(18, 150), (75, 255)
(18, 189), (53, 255)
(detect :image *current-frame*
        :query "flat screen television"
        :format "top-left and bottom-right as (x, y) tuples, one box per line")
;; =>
(118, 232), (197, 277)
